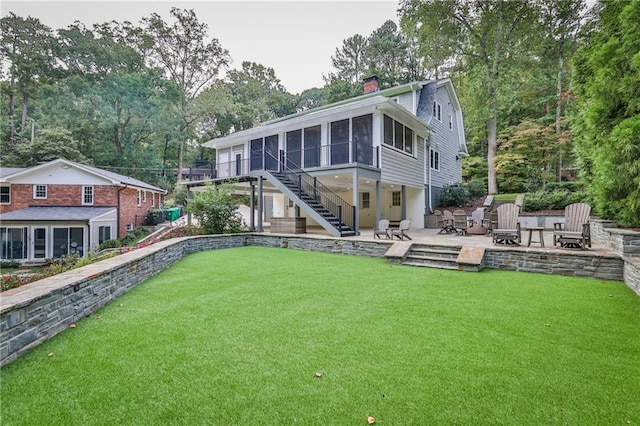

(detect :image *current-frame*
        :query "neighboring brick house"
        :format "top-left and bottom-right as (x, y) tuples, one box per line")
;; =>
(0, 158), (166, 263)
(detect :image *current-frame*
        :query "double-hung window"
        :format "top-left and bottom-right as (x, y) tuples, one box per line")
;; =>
(430, 148), (440, 171)
(1, 185), (11, 204)
(82, 186), (94, 205)
(34, 185), (47, 199)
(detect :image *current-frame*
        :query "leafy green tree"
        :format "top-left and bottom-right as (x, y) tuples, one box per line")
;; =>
(330, 34), (369, 85)
(400, 0), (539, 194)
(366, 20), (409, 87)
(211, 61), (296, 134)
(186, 182), (245, 234)
(4, 127), (88, 166)
(141, 8), (230, 169)
(571, 0), (640, 226)
(0, 13), (56, 146)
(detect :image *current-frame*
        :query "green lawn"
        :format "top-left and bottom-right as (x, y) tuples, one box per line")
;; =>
(1, 247), (639, 425)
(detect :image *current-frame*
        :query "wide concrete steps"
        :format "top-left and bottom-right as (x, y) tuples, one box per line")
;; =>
(386, 243), (485, 272)
(403, 245), (461, 270)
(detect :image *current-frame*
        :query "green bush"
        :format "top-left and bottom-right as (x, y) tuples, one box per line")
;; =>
(465, 179), (487, 199)
(143, 209), (166, 226)
(185, 182), (247, 234)
(1, 260), (21, 269)
(522, 189), (588, 212)
(98, 227), (150, 251)
(439, 184), (469, 207)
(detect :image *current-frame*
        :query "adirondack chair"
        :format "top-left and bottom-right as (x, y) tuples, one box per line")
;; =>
(453, 209), (469, 235)
(492, 203), (521, 245)
(515, 194), (525, 212)
(373, 219), (390, 239)
(391, 219), (412, 240)
(434, 210), (444, 233)
(441, 210), (456, 233)
(485, 209), (498, 235)
(553, 203), (592, 249)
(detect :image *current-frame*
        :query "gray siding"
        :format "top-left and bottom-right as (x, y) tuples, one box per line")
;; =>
(380, 137), (425, 188)
(425, 85), (463, 189)
(396, 92), (414, 114)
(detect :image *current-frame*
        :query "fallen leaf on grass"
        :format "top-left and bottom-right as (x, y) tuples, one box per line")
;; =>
(96, 315), (102, 320)
(69, 323), (76, 329)
(47, 352), (54, 357)
(367, 415), (376, 424)
(314, 372), (323, 378)
(544, 324), (551, 327)
(608, 294), (614, 298)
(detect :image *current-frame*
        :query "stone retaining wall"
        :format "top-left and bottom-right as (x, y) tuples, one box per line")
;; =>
(591, 219), (640, 256)
(0, 233), (635, 367)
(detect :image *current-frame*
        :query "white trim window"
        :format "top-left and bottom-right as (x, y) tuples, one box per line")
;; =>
(430, 148), (440, 171)
(82, 186), (94, 205)
(449, 114), (453, 130)
(433, 101), (442, 122)
(137, 190), (141, 206)
(151, 192), (155, 207)
(143, 191), (147, 203)
(0, 185), (11, 204)
(383, 114), (415, 156)
(98, 226), (112, 244)
(34, 184), (47, 199)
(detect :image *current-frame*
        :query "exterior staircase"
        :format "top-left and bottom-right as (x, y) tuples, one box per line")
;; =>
(265, 170), (356, 237)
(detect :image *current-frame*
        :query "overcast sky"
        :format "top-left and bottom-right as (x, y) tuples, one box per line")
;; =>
(3, 0), (400, 94)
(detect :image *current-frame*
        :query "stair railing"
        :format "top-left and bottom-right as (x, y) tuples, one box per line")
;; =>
(260, 149), (355, 235)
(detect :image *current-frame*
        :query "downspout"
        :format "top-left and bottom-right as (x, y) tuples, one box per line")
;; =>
(117, 185), (126, 238)
(427, 137), (433, 214)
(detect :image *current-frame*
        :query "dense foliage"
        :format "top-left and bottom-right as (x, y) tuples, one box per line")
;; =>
(185, 182), (246, 234)
(571, 0), (640, 226)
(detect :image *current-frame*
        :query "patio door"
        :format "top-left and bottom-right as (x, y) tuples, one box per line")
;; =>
(32, 227), (47, 260)
(0, 227), (27, 260)
(387, 191), (402, 221)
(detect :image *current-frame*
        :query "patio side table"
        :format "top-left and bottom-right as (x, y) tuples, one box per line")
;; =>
(525, 226), (545, 247)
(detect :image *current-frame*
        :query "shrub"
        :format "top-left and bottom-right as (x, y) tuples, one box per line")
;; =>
(1, 260), (21, 269)
(185, 182), (247, 234)
(522, 189), (589, 212)
(465, 179), (487, 199)
(143, 209), (166, 226)
(439, 184), (469, 207)
(98, 227), (150, 251)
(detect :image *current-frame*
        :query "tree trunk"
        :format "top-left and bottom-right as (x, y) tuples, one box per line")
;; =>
(113, 124), (123, 156)
(21, 92), (29, 137)
(8, 93), (15, 148)
(555, 53), (564, 182)
(487, 96), (498, 195)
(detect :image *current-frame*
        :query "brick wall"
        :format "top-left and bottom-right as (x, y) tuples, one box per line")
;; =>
(0, 184), (162, 238)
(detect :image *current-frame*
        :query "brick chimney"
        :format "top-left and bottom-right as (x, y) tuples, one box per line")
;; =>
(362, 75), (379, 94)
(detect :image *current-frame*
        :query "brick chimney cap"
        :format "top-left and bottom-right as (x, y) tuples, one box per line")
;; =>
(362, 75), (379, 83)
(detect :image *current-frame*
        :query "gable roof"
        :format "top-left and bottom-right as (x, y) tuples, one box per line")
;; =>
(0, 168), (26, 179)
(0, 159), (166, 193)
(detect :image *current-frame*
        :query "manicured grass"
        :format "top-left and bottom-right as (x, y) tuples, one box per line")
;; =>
(493, 193), (519, 201)
(1, 247), (639, 425)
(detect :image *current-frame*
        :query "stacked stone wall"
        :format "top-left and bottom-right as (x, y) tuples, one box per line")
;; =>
(0, 233), (635, 367)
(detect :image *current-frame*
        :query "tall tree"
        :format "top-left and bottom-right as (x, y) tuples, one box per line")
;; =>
(141, 8), (230, 169)
(330, 34), (368, 85)
(538, 0), (586, 181)
(400, 0), (539, 194)
(366, 20), (408, 87)
(571, 0), (640, 226)
(0, 13), (56, 146)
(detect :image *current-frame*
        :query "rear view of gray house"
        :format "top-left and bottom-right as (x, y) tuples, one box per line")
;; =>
(188, 76), (467, 236)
